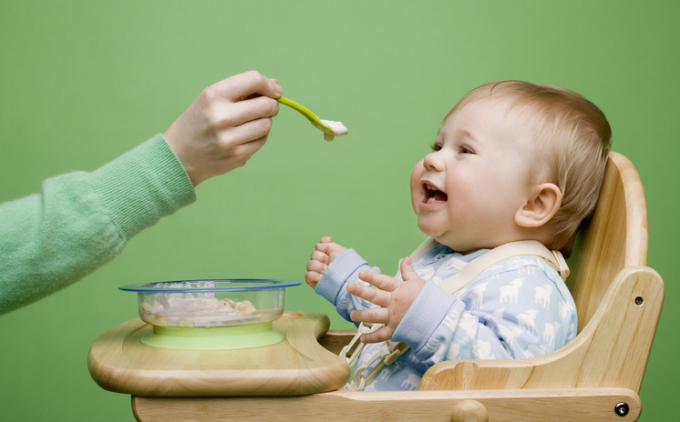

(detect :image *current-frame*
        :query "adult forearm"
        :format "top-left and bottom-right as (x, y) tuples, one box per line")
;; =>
(0, 135), (195, 315)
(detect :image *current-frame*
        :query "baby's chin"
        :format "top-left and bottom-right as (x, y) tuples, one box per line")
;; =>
(417, 221), (480, 253)
(417, 220), (450, 245)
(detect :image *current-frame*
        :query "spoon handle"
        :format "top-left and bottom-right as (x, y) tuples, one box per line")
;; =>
(277, 96), (331, 131)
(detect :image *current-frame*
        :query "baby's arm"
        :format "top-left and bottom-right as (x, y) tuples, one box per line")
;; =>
(394, 265), (576, 367)
(305, 236), (382, 325)
(350, 258), (576, 366)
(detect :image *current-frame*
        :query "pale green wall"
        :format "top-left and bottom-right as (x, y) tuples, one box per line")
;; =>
(0, 1), (677, 420)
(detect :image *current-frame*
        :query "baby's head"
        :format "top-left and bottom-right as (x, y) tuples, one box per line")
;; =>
(410, 80), (611, 256)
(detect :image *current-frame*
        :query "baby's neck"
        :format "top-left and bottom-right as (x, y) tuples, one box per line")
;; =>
(439, 226), (553, 255)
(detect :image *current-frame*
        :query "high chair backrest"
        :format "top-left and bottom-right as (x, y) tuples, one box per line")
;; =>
(566, 152), (648, 332)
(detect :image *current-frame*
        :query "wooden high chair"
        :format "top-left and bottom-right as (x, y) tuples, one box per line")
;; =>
(127, 152), (663, 422)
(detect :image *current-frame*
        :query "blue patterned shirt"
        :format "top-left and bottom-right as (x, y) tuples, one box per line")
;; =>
(316, 243), (577, 391)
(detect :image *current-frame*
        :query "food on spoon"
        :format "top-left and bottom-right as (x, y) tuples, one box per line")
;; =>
(318, 119), (349, 142)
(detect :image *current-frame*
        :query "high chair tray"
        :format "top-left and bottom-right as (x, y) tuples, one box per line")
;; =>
(88, 312), (350, 396)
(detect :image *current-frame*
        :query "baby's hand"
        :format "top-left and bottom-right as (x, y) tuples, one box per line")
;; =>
(348, 257), (425, 343)
(304, 236), (347, 289)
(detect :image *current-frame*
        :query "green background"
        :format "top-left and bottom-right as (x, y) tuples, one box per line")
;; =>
(1, 1), (677, 420)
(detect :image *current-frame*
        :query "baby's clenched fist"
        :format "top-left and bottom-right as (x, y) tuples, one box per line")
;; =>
(304, 236), (347, 289)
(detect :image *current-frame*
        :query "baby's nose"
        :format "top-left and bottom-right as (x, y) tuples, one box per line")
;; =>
(423, 151), (445, 172)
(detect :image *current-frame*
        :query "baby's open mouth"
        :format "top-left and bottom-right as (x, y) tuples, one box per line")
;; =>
(421, 182), (448, 203)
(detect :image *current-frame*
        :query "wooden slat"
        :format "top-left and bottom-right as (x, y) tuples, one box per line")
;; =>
(132, 388), (641, 422)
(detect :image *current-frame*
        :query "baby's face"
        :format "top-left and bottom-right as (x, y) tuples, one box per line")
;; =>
(410, 97), (538, 253)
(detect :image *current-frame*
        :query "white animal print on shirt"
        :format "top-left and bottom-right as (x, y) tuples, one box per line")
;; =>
(446, 343), (461, 360)
(523, 344), (547, 358)
(378, 362), (403, 381)
(431, 341), (448, 362)
(474, 340), (496, 359)
(543, 322), (561, 348)
(508, 258), (538, 274)
(516, 309), (539, 334)
(442, 310), (461, 331)
(401, 374), (421, 390)
(568, 321), (576, 338)
(443, 257), (468, 272)
(470, 282), (488, 310)
(535, 284), (554, 309)
(558, 301), (571, 320)
(416, 266), (436, 280)
(500, 278), (524, 304)
(458, 313), (479, 339)
(498, 325), (524, 347)
(492, 308), (505, 321)
(412, 257), (427, 266)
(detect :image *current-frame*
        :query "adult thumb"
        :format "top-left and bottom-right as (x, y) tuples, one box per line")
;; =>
(400, 257), (419, 281)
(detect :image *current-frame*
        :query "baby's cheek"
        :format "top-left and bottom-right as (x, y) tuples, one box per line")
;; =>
(448, 182), (486, 221)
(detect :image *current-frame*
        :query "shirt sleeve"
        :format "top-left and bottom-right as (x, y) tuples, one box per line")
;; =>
(392, 258), (576, 367)
(315, 248), (382, 326)
(0, 134), (196, 315)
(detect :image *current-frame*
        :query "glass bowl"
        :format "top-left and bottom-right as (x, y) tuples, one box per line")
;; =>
(119, 279), (301, 329)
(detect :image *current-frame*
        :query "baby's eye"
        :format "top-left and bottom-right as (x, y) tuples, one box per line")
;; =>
(459, 146), (473, 154)
(430, 142), (443, 152)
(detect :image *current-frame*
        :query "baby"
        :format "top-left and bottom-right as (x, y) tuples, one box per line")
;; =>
(305, 80), (611, 391)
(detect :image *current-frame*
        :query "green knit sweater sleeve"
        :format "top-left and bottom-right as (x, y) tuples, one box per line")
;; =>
(0, 134), (196, 315)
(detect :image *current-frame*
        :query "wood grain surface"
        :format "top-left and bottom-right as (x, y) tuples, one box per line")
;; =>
(132, 387), (641, 422)
(567, 152), (649, 333)
(88, 312), (350, 396)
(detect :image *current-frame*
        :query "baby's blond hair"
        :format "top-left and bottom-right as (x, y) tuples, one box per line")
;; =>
(449, 80), (611, 256)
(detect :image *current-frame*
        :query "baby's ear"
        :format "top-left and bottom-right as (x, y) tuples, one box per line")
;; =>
(515, 183), (562, 228)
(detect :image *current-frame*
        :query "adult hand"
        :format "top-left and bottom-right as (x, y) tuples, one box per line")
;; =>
(164, 71), (282, 187)
(348, 257), (426, 343)
(304, 236), (348, 289)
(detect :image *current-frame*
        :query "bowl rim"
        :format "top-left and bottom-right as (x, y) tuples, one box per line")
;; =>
(119, 278), (301, 293)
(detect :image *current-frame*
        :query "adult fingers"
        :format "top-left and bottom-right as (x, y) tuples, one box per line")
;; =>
(400, 257), (420, 282)
(306, 260), (327, 273)
(208, 71), (282, 102)
(358, 271), (400, 292)
(350, 308), (388, 325)
(213, 96), (279, 129)
(346, 283), (391, 307)
(218, 117), (273, 148)
(311, 250), (328, 264)
(361, 326), (393, 344)
(221, 135), (268, 170)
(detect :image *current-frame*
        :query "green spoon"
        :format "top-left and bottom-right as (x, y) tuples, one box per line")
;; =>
(277, 96), (348, 142)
